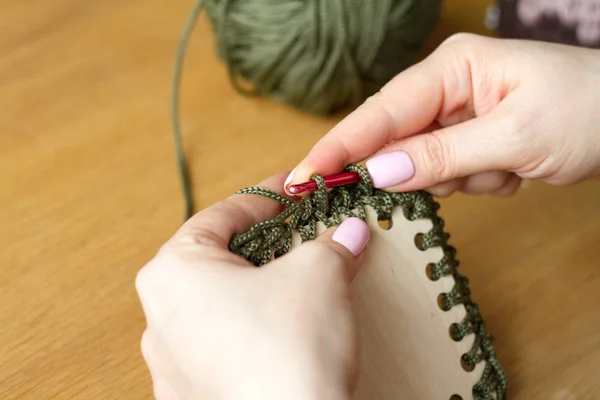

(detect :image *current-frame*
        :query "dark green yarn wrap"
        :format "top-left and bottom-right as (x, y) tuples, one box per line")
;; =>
(228, 164), (507, 400)
(202, 0), (442, 115)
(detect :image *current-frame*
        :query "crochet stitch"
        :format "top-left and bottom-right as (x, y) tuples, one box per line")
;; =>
(229, 164), (507, 399)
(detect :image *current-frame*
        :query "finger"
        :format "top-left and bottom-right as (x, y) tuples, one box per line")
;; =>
(284, 34), (505, 191)
(153, 377), (181, 400)
(172, 171), (293, 249)
(363, 107), (518, 192)
(490, 173), (522, 197)
(284, 60), (444, 192)
(325, 217), (370, 281)
(141, 331), (182, 400)
(275, 217), (370, 283)
(460, 171), (518, 195)
(141, 330), (159, 376)
(424, 178), (466, 198)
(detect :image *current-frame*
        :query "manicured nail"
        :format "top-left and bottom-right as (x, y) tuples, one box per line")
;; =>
(332, 217), (370, 256)
(284, 167), (297, 194)
(366, 151), (415, 188)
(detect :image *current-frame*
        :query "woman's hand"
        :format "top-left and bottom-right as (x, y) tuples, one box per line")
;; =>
(136, 173), (370, 400)
(285, 34), (600, 197)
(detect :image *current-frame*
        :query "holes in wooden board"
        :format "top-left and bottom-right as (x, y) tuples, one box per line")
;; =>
(449, 323), (462, 342)
(414, 233), (425, 250)
(461, 354), (476, 372)
(449, 395), (463, 400)
(437, 293), (452, 312)
(377, 217), (393, 230)
(425, 263), (437, 281)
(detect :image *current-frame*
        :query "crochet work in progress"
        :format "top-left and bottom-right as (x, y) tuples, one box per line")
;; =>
(229, 164), (507, 400)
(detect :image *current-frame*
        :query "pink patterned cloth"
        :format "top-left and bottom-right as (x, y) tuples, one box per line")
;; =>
(516, 0), (600, 44)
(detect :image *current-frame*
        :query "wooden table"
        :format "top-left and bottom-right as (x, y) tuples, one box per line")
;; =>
(2, 1), (599, 398)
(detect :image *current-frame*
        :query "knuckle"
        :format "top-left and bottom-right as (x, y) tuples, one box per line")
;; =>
(492, 175), (521, 197)
(135, 256), (170, 300)
(441, 32), (483, 49)
(420, 132), (454, 181)
(174, 227), (220, 248)
(426, 183), (457, 198)
(365, 90), (389, 109)
(140, 330), (153, 360)
(364, 91), (393, 119)
(363, 91), (382, 105)
(438, 33), (492, 64)
(172, 200), (234, 248)
(300, 240), (331, 262)
(135, 265), (154, 297)
(500, 111), (531, 166)
(502, 109), (526, 139)
(363, 92), (397, 141)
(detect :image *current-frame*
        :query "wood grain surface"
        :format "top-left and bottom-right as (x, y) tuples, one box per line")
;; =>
(1, 1), (599, 399)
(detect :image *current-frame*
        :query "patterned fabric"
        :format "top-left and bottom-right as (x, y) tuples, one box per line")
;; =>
(495, 0), (600, 48)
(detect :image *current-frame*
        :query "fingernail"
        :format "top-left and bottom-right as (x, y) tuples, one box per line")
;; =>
(520, 179), (530, 188)
(284, 167), (297, 194)
(366, 151), (415, 188)
(332, 217), (370, 256)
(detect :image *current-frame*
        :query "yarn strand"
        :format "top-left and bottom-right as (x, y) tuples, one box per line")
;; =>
(172, 0), (206, 221)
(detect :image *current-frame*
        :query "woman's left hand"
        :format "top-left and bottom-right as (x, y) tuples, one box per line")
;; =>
(135, 172), (370, 400)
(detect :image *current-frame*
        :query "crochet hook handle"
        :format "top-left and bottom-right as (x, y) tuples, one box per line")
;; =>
(287, 171), (362, 195)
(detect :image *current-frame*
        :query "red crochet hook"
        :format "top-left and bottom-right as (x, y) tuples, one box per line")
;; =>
(287, 171), (362, 195)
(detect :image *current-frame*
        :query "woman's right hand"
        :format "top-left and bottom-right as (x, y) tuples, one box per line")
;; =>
(285, 34), (600, 197)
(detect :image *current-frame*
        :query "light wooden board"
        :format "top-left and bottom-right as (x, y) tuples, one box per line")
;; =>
(302, 208), (485, 400)
(2, 1), (600, 399)
(352, 207), (482, 400)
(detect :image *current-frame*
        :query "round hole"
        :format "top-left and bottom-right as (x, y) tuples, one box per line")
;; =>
(449, 323), (462, 342)
(449, 395), (463, 400)
(377, 218), (393, 230)
(414, 233), (425, 250)
(437, 293), (451, 312)
(425, 263), (437, 281)
(461, 355), (475, 372)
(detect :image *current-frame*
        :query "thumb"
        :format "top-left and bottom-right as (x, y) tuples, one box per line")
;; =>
(365, 109), (518, 192)
(280, 217), (371, 283)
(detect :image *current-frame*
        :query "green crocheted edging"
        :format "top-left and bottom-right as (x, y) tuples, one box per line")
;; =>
(228, 164), (507, 399)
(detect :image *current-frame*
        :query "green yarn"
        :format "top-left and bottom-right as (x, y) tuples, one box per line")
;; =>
(171, 0), (441, 218)
(228, 164), (507, 400)
(175, 0), (441, 116)
(203, 0), (442, 115)
(171, 0), (206, 220)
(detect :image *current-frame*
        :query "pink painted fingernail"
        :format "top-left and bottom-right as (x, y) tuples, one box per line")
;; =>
(332, 217), (370, 256)
(366, 151), (415, 188)
(284, 167), (297, 194)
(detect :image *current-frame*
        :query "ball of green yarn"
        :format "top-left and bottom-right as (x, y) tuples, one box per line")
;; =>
(204, 0), (442, 115)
